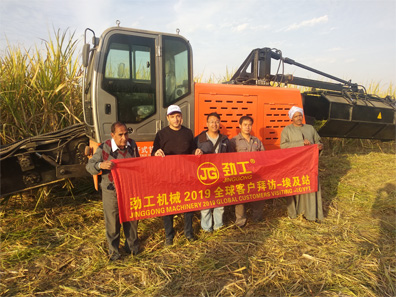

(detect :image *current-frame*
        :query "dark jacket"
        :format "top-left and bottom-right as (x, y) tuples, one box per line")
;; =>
(194, 131), (233, 154)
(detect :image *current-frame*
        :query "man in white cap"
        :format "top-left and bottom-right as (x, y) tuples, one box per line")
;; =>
(152, 105), (202, 245)
(280, 106), (324, 221)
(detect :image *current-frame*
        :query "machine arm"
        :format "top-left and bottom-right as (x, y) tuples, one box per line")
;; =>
(228, 47), (359, 92)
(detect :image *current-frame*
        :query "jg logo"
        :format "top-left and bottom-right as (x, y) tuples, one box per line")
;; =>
(197, 162), (219, 185)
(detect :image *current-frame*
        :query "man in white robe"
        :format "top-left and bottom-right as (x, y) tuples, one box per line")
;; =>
(280, 106), (324, 221)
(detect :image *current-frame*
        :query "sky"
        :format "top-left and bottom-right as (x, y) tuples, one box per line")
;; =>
(1, 0), (395, 92)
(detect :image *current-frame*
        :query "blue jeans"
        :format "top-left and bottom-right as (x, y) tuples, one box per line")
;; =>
(200, 207), (224, 232)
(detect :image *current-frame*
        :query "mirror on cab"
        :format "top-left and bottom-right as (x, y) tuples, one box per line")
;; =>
(82, 43), (90, 67)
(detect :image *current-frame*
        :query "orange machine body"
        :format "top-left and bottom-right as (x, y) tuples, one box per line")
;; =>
(194, 83), (304, 150)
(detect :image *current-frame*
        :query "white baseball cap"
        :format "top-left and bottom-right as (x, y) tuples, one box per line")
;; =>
(167, 105), (182, 115)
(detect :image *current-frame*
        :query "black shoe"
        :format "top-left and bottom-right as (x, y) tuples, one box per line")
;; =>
(124, 246), (131, 255)
(165, 238), (174, 246)
(252, 217), (263, 223)
(109, 252), (121, 261)
(124, 246), (139, 256)
(186, 236), (196, 242)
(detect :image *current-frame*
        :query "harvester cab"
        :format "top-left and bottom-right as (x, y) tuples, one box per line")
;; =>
(82, 24), (195, 149)
(227, 47), (396, 140)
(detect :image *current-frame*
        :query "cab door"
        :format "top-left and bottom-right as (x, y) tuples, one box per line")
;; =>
(95, 29), (158, 144)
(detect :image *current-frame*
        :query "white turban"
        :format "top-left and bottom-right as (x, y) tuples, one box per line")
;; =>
(288, 106), (304, 120)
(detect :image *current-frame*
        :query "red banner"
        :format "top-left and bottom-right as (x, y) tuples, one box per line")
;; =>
(112, 145), (319, 223)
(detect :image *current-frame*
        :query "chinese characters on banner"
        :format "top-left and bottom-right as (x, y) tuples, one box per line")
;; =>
(112, 145), (319, 223)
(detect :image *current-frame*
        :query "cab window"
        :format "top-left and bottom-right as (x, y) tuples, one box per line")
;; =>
(102, 34), (155, 123)
(163, 36), (191, 107)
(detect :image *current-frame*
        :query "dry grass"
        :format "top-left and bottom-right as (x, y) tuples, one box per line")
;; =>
(194, 66), (235, 84)
(1, 146), (395, 296)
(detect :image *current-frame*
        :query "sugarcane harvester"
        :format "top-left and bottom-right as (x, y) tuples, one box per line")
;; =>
(1, 25), (395, 198)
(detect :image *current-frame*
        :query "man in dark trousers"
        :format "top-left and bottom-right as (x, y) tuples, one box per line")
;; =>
(86, 121), (140, 261)
(152, 105), (202, 245)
